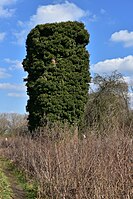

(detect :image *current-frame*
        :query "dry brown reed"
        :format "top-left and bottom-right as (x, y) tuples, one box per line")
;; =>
(1, 124), (133, 199)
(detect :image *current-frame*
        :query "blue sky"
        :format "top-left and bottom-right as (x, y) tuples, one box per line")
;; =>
(0, 0), (133, 113)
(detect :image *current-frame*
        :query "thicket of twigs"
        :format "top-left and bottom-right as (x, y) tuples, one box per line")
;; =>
(0, 72), (133, 198)
(0, 124), (133, 199)
(0, 113), (28, 135)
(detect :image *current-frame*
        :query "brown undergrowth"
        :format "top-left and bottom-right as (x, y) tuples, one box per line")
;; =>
(1, 125), (133, 199)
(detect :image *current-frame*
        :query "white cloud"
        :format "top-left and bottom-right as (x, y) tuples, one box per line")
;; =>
(0, 83), (26, 91)
(0, 6), (15, 17)
(111, 30), (133, 47)
(88, 14), (97, 22)
(17, 20), (24, 27)
(13, 1), (88, 45)
(29, 1), (87, 26)
(5, 58), (23, 70)
(0, 82), (27, 98)
(0, 0), (16, 18)
(13, 29), (28, 45)
(100, 8), (106, 14)
(129, 93), (133, 109)
(0, 32), (6, 41)
(8, 92), (27, 97)
(0, 67), (10, 78)
(91, 55), (133, 74)
(0, 0), (16, 6)
(123, 76), (133, 86)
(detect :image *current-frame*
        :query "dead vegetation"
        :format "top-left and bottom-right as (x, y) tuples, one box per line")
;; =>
(0, 124), (133, 199)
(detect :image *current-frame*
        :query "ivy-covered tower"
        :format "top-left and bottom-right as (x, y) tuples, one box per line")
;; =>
(23, 21), (90, 132)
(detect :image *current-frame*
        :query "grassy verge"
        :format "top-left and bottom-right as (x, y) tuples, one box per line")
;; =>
(10, 165), (38, 199)
(0, 167), (12, 199)
(0, 157), (37, 199)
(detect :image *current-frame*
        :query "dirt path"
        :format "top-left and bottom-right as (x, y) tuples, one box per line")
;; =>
(0, 158), (26, 199)
(5, 167), (26, 199)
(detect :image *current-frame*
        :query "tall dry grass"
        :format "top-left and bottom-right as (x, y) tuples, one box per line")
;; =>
(1, 124), (133, 199)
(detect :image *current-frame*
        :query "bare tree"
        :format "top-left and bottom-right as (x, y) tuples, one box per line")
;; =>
(82, 71), (129, 133)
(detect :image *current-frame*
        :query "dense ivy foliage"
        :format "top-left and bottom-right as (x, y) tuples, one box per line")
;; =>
(23, 21), (90, 132)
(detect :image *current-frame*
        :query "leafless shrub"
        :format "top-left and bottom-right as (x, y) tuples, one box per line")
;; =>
(1, 124), (133, 199)
(0, 113), (28, 135)
(81, 71), (130, 134)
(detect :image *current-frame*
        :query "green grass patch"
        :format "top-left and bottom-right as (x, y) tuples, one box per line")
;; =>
(11, 166), (38, 199)
(0, 157), (37, 199)
(0, 168), (12, 199)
